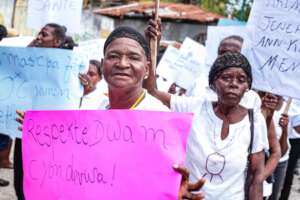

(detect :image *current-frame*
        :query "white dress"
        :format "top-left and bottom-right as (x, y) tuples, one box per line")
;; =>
(171, 95), (268, 200)
(97, 90), (170, 111)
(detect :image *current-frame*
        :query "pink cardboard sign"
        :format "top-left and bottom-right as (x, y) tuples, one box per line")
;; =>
(22, 110), (193, 200)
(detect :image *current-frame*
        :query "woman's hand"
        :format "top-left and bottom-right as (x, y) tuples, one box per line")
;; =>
(78, 73), (91, 87)
(279, 114), (289, 129)
(261, 93), (280, 110)
(173, 164), (205, 200)
(16, 110), (25, 131)
(79, 73), (95, 95)
(144, 17), (161, 45)
(279, 114), (289, 156)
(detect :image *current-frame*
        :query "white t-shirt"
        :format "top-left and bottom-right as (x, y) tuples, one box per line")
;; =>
(97, 91), (170, 111)
(171, 95), (268, 200)
(288, 101), (300, 139)
(239, 90), (261, 112)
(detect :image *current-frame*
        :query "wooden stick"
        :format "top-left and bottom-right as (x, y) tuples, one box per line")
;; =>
(150, 0), (160, 78)
(283, 97), (293, 115)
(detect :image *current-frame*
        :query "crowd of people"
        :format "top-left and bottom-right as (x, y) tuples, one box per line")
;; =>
(0, 15), (300, 200)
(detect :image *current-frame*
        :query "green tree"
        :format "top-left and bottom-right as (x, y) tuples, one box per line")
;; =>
(232, 0), (253, 21)
(160, 0), (253, 21)
(198, 0), (253, 21)
(198, 0), (227, 15)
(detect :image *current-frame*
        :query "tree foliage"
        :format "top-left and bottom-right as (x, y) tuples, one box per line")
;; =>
(198, 0), (253, 21)
(161, 0), (253, 21)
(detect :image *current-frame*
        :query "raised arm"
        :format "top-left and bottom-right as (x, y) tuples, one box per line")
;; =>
(263, 119), (281, 179)
(278, 114), (289, 156)
(144, 18), (171, 107)
(260, 93), (281, 179)
(144, 70), (171, 108)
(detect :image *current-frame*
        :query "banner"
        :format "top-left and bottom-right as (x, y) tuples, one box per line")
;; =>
(242, 0), (300, 99)
(22, 110), (193, 200)
(0, 36), (35, 47)
(27, 0), (83, 33)
(74, 39), (106, 61)
(0, 47), (87, 137)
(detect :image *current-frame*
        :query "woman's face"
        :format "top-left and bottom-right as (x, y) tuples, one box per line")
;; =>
(213, 67), (249, 107)
(102, 37), (149, 90)
(87, 63), (101, 85)
(84, 63), (101, 93)
(31, 26), (61, 48)
(218, 39), (242, 55)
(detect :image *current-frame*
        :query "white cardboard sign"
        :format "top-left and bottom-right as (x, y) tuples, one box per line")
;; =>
(242, 0), (300, 99)
(156, 38), (206, 90)
(27, 0), (83, 33)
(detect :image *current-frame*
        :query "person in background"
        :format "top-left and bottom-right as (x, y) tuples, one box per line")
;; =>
(279, 101), (300, 200)
(0, 24), (13, 187)
(28, 23), (66, 48)
(258, 93), (289, 200)
(79, 59), (108, 109)
(217, 35), (244, 55)
(0, 133), (11, 187)
(15, 23), (68, 200)
(0, 24), (8, 41)
(61, 35), (78, 50)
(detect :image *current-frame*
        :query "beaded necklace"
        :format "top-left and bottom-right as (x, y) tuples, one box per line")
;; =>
(106, 90), (146, 110)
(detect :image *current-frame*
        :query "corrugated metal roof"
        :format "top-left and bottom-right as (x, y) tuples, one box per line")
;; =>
(94, 2), (223, 23)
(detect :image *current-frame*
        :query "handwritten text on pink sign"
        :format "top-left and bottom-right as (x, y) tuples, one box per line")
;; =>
(22, 110), (193, 200)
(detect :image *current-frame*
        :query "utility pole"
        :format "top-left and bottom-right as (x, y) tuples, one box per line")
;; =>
(11, 0), (17, 28)
(239, 0), (246, 20)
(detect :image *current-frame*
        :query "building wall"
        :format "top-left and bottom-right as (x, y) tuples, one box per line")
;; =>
(94, 16), (215, 43)
(0, 0), (215, 43)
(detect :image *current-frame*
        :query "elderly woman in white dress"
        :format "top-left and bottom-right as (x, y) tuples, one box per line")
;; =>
(146, 52), (269, 199)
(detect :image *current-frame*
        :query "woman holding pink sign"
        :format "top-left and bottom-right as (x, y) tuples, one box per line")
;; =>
(17, 26), (205, 200)
(95, 25), (205, 200)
